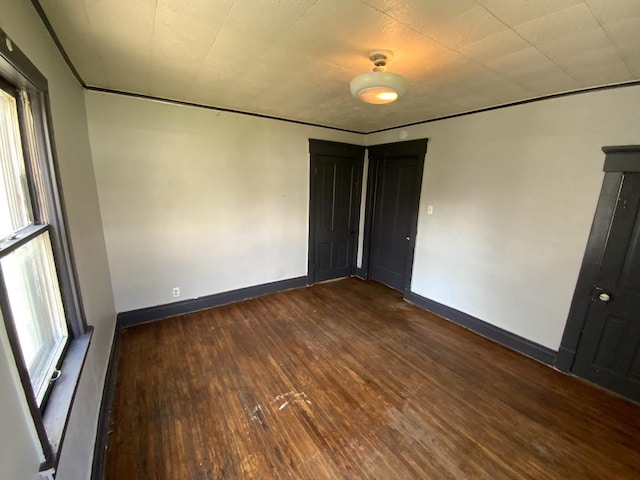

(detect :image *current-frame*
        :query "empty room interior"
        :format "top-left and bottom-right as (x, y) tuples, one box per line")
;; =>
(2, 0), (640, 479)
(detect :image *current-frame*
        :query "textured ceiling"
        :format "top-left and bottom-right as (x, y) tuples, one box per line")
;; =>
(38, 0), (640, 133)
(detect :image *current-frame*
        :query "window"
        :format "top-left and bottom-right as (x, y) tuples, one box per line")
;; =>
(1, 30), (90, 473)
(0, 86), (69, 406)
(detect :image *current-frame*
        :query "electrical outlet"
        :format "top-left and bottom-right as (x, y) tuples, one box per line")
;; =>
(172, 287), (180, 298)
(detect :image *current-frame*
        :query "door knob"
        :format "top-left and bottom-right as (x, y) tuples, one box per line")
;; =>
(406, 236), (410, 240)
(591, 286), (612, 303)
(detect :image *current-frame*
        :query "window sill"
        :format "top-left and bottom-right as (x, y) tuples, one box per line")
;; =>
(40, 327), (93, 473)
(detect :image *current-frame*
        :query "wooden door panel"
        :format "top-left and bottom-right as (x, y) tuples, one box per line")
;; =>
(573, 172), (640, 401)
(619, 210), (640, 293)
(317, 243), (332, 273)
(334, 241), (350, 269)
(317, 163), (336, 232)
(309, 142), (364, 284)
(592, 315), (630, 370)
(368, 144), (425, 293)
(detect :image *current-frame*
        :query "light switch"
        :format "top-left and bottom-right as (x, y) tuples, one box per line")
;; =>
(427, 205), (434, 215)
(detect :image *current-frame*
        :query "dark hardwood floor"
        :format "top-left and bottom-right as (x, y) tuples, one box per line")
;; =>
(105, 278), (640, 479)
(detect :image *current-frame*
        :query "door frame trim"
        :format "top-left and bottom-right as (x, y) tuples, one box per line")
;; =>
(307, 139), (366, 285)
(360, 139), (428, 295)
(557, 145), (640, 372)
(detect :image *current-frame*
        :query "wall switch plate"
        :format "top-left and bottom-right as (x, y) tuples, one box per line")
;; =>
(427, 205), (434, 215)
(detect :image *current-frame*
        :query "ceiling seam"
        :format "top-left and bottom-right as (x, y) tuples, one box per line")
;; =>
(183, 0), (235, 99)
(79, 0), (111, 88)
(471, 2), (585, 87)
(148, 0), (162, 95)
(30, 0), (87, 87)
(148, 0), (159, 94)
(253, 0), (321, 65)
(582, 0), (636, 78)
(361, 3), (542, 95)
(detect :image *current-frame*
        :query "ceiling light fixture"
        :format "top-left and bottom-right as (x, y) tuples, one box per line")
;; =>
(350, 50), (408, 105)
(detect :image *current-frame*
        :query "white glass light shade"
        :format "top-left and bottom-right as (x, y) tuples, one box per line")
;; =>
(350, 71), (408, 104)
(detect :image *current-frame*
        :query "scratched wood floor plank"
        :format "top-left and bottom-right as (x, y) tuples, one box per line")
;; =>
(105, 278), (640, 479)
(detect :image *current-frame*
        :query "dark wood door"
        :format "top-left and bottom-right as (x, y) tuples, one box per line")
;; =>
(309, 140), (364, 283)
(572, 172), (640, 400)
(368, 140), (426, 292)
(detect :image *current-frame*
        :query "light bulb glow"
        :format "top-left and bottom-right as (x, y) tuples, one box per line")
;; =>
(359, 87), (398, 104)
(376, 91), (398, 102)
(350, 71), (408, 105)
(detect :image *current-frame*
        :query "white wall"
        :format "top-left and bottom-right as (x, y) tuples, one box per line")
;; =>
(85, 91), (364, 312)
(0, 1), (115, 479)
(88, 85), (640, 352)
(368, 85), (640, 350)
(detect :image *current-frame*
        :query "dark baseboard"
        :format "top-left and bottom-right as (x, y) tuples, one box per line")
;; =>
(354, 267), (368, 280)
(90, 323), (121, 480)
(117, 276), (308, 328)
(405, 291), (557, 366)
(554, 347), (575, 372)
